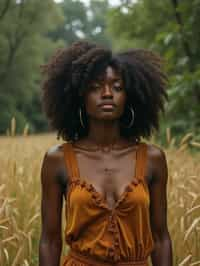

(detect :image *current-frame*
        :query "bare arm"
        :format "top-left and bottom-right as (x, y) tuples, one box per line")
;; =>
(149, 146), (173, 266)
(39, 147), (66, 266)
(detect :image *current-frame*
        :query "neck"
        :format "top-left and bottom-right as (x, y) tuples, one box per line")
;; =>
(87, 119), (121, 147)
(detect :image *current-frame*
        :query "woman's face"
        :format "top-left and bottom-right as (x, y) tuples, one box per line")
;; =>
(83, 65), (127, 122)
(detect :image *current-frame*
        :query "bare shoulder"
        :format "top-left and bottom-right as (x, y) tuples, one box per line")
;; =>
(145, 142), (168, 184)
(146, 142), (166, 162)
(46, 143), (64, 158)
(41, 143), (68, 186)
(43, 143), (65, 167)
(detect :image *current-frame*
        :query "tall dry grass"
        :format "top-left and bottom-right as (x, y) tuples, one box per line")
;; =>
(0, 131), (199, 265)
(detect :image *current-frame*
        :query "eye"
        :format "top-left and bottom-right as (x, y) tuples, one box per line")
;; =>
(114, 85), (123, 91)
(88, 83), (100, 92)
(94, 83), (101, 87)
(92, 83), (101, 89)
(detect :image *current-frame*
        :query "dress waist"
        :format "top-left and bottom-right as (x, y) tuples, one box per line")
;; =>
(63, 249), (148, 266)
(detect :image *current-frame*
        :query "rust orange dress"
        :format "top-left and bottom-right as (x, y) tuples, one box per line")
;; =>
(62, 142), (154, 266)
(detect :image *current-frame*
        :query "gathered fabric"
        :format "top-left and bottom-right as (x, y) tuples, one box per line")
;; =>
(62, 142), (154, 266)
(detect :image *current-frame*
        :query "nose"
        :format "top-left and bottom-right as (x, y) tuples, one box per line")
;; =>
(101, 84), (113, 98)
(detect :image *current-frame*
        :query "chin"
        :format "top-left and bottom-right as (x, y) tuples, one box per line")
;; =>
(98, 114), (120, 122)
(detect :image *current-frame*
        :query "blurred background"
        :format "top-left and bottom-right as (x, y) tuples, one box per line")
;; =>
(0, 0), (200, 142)
(0, 1), (200, 266)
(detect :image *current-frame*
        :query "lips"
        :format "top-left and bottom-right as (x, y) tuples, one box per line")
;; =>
(99, 102), (115, 107)
(99, 103), (115, 111)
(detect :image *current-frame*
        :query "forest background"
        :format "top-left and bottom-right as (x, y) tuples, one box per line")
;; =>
(0, 0), (200, 143)
(0, 1), (200, 265)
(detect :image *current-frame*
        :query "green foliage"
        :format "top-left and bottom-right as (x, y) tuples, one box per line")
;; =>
(1, 0), (199, 140)
(51, 0), (112, 47)
(0, 0), (64, 134)
(107, 0), (200, 141)
(0, 0), (112, 134)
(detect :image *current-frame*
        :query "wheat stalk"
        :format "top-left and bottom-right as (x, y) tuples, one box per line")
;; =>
(0, 133), (199, 265)
(179, 254), (192, 265)
(11, 117), (16, 137)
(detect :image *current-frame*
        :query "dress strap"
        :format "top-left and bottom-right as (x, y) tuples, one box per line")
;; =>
(135, 142), (148, 182)
(63, 142), (80, 182)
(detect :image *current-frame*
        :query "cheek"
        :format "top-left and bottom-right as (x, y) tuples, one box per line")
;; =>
(84, 92), (98, 114)
(122, 93), (127, 105)
(118, 92), (127, 112)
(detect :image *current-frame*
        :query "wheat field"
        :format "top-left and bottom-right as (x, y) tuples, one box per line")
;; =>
(0, 132), (199, 266)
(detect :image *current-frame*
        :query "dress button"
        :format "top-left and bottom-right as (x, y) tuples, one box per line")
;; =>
(108, 248), (115, 257)
(114, 241), (119, 247)
(114, 234), (118, 240)
(108, 226), (116, 233)
(114, 253), (120, 261)
(109, 215), (113, 221)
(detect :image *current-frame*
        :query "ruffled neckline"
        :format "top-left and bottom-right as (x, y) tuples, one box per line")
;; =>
(69, 176), (140, 212)
(68, 141), (142, 212)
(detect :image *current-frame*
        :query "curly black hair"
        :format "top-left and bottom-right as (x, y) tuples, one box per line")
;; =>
(41, 40), (168, 142)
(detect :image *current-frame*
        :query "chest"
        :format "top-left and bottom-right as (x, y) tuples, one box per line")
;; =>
(72, 149), (150, 208)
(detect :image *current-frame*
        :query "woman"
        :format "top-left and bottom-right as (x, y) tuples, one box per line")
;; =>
(39, 41), (173, 266)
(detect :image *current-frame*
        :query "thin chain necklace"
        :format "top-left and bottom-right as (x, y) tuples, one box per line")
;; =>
(72, 138), (139, 152)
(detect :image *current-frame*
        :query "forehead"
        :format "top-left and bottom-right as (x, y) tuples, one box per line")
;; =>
(94, 65), (123, 82)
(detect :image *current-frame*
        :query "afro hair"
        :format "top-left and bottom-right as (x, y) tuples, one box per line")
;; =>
(41, 40), (168, 142)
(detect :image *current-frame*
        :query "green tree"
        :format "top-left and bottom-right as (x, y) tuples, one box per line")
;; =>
(0, 0), (64, 134)
(85, 0), (111, 47)
(107, 0), (200, 140)
(51, 0), (112, 47)
(0, 0), (114, 134)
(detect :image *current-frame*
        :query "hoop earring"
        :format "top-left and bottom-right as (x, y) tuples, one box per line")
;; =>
(79, 106), (85, 128)
(120, 105), (135, 128)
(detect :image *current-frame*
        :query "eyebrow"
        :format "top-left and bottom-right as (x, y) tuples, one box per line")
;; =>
(95, 77), (123, 83)
(110, 77), (122, 81)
